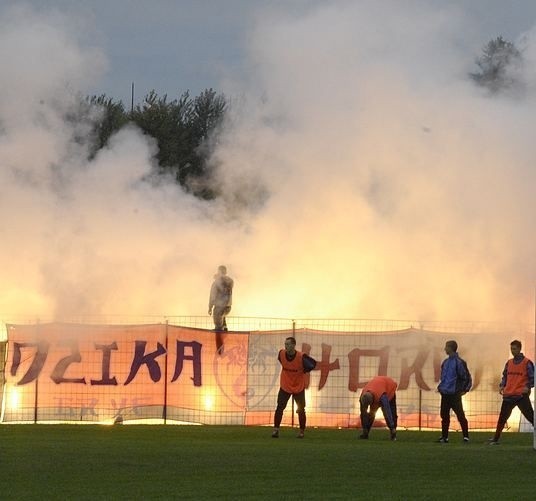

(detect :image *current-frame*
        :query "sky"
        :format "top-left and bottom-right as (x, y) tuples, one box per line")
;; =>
(1, 0), (536, 325)
(3, 0), (536, 103)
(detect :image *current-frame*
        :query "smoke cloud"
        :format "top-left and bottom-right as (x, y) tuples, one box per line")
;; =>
(214, 1), (536, 321)
(1, 2), (535, 323)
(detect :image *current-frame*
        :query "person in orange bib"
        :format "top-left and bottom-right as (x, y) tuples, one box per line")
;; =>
(488, 339), (534, 445)
(359, 375), (398, 440)
(271, 337), (316, 439)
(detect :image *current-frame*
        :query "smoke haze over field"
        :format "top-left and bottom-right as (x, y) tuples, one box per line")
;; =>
(1, 2), (535, 322)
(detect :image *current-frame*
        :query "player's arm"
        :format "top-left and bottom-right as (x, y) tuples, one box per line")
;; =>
(360, 400), (371, 430)
(524, 360), (534, 394)
(379, 394), (396, 430)
(208, 283), (216, 314)
(302, 354), (316, 373)
(499, 362), (508, 394)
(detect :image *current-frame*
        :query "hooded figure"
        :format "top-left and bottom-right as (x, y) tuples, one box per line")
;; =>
(208, 265), (234, 332)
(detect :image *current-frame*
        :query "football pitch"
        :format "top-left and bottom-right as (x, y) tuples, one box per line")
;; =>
(1, 425), (534, 500)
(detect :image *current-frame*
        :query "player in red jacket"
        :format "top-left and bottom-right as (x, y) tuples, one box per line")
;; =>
(488, 340), (534, 445)
(271, 337), (316, 438)
(359, 376), (398, 440)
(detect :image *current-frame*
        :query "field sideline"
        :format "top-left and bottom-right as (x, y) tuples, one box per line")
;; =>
(1, 425), (534, 500)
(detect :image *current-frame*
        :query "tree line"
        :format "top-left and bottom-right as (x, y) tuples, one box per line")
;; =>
(469, 36), (524, 94)
(78, 36), (524, 200)
(80, 88), (227, 200)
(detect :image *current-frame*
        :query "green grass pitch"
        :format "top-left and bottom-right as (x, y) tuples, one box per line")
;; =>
(0, 425), (534, 500)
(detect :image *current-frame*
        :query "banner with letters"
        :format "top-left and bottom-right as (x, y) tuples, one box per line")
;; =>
(3, 323), (532, 430)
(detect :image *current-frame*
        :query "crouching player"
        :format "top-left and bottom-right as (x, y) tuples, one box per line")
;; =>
(359, 376), (398, 440)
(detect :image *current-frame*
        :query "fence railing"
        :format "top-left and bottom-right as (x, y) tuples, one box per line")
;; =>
(1, 316), (534, 432)
(3, 314), (532, 338)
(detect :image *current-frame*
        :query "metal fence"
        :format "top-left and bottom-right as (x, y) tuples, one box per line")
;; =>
(2, 315), (531, 336)
(1, 316), (534, 433)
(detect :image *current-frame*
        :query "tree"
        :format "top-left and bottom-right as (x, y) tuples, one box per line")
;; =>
(186, 88), (227, 198)
(130, 89), (227, 199)
(190, 88), (227, 143)
(470, 36), (524, 93)
(77, 88), (228, 199)
(130, 90), (194, 184)
(87, 95), (128, 157)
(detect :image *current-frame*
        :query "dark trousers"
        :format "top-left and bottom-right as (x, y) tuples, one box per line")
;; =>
(213, 305), (231, 331)
(440, 393), (469, 439)
(361, 395), (398, 433)
(274, 388), (306, 430)
(494, 394), (534, 440)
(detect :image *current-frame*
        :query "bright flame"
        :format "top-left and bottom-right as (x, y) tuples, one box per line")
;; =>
(304, 388), (313, 410)
(203, 391), (215, 411)
(508, 407), (522, 432)
(9, 387), (20, 410)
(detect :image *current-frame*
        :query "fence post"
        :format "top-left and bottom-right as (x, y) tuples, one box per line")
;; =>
(34, 377), (38, 424)
(291, 320), (296, 428)
(163, 320), (169, 424)
(34, 319), (40, 424)
(418, 388), (422, 431)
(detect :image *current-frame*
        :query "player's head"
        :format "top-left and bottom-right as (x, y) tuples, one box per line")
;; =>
(284, 337), (296, 353)
(510, 340), (522, 356)
(360, 391), (373, 408)
(217, 265), (227, 275)
(444, 340), (458, 354)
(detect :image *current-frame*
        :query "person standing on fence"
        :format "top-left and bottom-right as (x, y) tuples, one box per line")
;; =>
(436, 340), (472, 443)
(359, 375), (398, 440)
(272, 337), (316, 439)
(488, 339), (534, 445)
(208, 265), (234, 332)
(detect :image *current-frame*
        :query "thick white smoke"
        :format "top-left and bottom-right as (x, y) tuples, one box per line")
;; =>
(0, 4), (235, 319)
(214, 1), (536, 321)
(0, 2), (535, 324)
